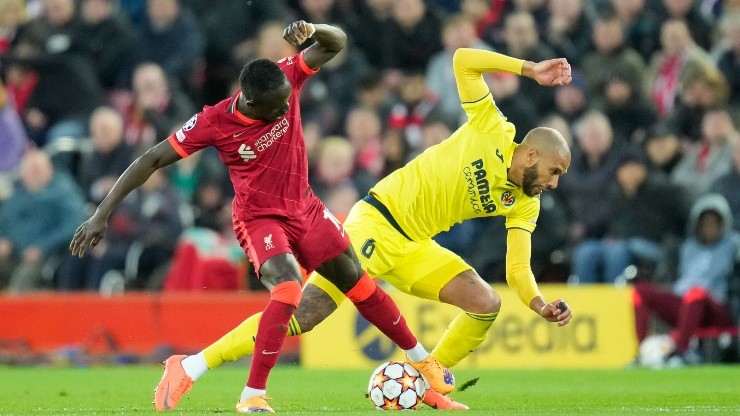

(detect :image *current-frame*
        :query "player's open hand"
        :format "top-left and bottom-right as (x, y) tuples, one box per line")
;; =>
(283, 20), (315, 47)
(531, 58), (571, 87)
(69, 214), (108, 258)
(538, 299), (572, 326)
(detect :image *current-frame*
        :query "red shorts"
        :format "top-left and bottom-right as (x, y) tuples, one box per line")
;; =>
(232, 197), (350, 276)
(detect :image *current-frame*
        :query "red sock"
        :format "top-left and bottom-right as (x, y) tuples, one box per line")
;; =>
(346, 273), (417, 350)
(247, 280), (302, 389)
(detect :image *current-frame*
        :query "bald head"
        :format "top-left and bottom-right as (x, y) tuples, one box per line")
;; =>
(521, 127), (571, 160)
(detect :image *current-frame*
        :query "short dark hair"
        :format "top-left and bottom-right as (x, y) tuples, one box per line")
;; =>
(239, 59), (287, 97)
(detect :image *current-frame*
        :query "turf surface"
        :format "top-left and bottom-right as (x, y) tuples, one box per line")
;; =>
(1, 365), (739, 415)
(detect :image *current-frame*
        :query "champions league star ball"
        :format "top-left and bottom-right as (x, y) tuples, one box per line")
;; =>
(367, 361), (426, 410)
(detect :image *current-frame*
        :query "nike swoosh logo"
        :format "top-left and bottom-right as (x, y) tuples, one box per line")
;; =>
(163, 383), (171, 410)
(392, 314), (401, 325)
(233, 131), (246, 137)
(262, 350), (279, 355)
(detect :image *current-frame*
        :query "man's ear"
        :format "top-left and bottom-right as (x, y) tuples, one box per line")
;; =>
(527, 147), (539, 166)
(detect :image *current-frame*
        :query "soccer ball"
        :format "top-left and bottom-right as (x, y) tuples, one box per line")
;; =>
(638, 334), (675, 368)
(367, 361), (426, 410)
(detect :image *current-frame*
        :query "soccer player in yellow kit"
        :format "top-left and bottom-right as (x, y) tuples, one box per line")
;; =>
(157, 48), (574, 411)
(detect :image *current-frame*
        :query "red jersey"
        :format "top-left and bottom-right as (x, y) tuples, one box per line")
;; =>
(168, 52), (318, 219)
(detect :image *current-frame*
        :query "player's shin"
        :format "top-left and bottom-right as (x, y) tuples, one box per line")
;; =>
(245, 280), (302, 395)
(345, 273), (417, 350)
(432, 311), (497, 368)
(200, 313), (302, 372)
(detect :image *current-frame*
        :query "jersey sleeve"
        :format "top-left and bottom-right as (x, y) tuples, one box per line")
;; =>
(505, 195), (540, 233)
(461, 94), (508, 133)
(167, 110), (217, 157)
(278, 51), (318, 90)
(453, 48), (522, 133)
(505, 228), (542, 306)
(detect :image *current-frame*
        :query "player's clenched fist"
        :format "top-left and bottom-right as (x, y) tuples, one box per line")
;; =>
(283, 20), (315, 47)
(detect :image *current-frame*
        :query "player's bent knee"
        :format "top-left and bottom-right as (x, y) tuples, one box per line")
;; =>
(465, 287), (501, 315)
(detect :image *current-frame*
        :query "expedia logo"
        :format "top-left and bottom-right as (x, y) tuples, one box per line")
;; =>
(501, 190), (516, 207)
(462, 159), (496, 214)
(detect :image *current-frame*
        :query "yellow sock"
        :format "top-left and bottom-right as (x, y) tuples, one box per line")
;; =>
(203, 313), (302, 368)
(431, 311), (498, 368)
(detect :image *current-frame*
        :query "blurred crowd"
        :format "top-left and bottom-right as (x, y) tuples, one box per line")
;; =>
(0, 0), (738, 296)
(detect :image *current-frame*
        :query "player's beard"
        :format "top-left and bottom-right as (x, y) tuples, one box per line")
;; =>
(522, 162), (539, 197)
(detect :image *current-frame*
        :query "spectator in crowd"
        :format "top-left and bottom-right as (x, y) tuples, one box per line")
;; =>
(713, 12), (739, 117)
(0, 79), (28, 201)
(0, 0), (29, 53)
(323, 182), (360, 221)
(184, 0), (289, 104)
(658, 0), (714, 51)
(131, 0), (204, 94)
(501, 10), (556, 113)
(560, 111), (625, 284)
(169, 144), (228, 204)
(671, 106), (736, 203)
(163, 204), (244, 292)
(245, 20), (298, 65)
(710, 140), (740, 244)
(355, 72), (394, 123)
(351, 0), (392, 68)
(294, 0), (356, 29)
(643, 122), (683, 178)
(381, 0), (443, 73)
(387, 70), (451, 153)
(632, 193), (737, 366)
(539, 113), (573, 147)
(189, 178), (229, 232)
(649, 19), (712, 117)
(14, 0), (82, 54)
(427, 13), (492, 125)
(668, 63), (729, 142)
(1, 41), (102, 146)
(299, 38), (370, 135)
(0, 150), (84, 292)
(581, 12), (647, 98)
(460, 0), (509, 50)
(544, 0), (592, 67)
(309, 136), (362, 202)
(77, 106), (135, 204)
(344, 106), (384, 187)
(77, 0), (136, 91)
(597, 68), (658, 145)
(122, 62), (195, 146)
(612, 0), (662, 62)
(608, 154), (688, 273)
(58, 168), (185, 291)
(553, 70), (588, 127)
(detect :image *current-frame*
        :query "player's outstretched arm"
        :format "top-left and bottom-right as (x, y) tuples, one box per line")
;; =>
(69, 140), (182, 258)
(452, 48), (571, 103)
(505, 228), (572, 326)
(282, 20), (346, 70)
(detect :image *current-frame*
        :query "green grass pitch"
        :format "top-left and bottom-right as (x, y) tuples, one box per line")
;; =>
(1, 365), (740, 415)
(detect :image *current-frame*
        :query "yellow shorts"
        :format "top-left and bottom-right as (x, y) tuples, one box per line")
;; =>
(307, 199), (472, 304)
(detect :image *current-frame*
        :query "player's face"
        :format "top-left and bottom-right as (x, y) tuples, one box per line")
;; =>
(522, 152), (570, 197)
(250, 81), (292, 122)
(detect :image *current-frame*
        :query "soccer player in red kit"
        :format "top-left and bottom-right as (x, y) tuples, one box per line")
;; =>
(70, 21), (454, 413)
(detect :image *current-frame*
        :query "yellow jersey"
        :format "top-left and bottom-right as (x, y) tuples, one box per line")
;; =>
(370, 93), (540, 241)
